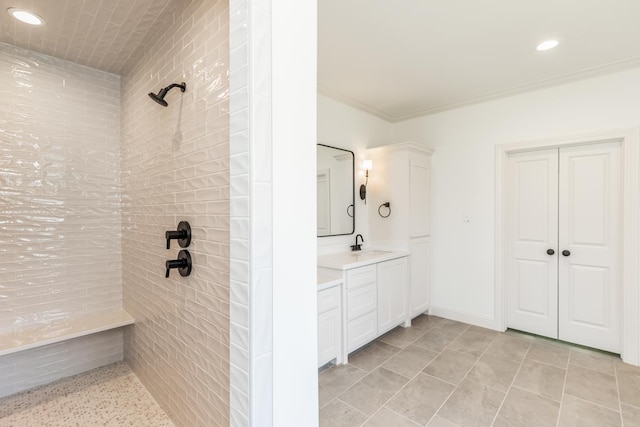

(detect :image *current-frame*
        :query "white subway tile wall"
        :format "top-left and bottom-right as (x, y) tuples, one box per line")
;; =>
(120, 0), (230, 426)
(0, 330), (123, 398)
(0, 42), (122, 396)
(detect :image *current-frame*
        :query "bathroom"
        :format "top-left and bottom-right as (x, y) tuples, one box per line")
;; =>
(2, 1), (640, 427)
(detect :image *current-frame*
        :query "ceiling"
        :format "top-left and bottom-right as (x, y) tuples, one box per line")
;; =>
(318, 0), (640, 122)
(2, 1), (640, 116)
(0, 0), (175, 74)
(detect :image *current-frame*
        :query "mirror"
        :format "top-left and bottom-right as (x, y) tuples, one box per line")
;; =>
(317, 144), (355, 237)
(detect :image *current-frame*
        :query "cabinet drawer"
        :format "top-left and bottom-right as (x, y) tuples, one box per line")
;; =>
(317, 286), (340, 314)
(347, 284), (376, 321)
(346, 265), (376, 290)
(347, 311), (377, 353)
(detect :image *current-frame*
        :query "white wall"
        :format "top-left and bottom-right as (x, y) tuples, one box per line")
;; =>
(392, 67), (640, 326)
(317, 94), (394, 254)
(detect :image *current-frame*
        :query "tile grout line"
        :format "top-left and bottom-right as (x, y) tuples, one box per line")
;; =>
(358, 319), (470, 426)
(355, 323), (441, 426)
(488, 337), (533, 426)
(554, 351), (570, 427)
(613, 360), (625, 426)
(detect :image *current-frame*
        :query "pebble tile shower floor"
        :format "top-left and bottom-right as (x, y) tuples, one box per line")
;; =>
(0, 362), (173, 426)
(319, 315), (640, 427)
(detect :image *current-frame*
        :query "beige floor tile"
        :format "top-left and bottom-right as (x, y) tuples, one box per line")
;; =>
(615, 361), (640, 407)
(339, 368), (409, 415)
(504, 329), (536, 341)
(423, 350), (477, 385)
(386, 373), (455, 425)
(319, 364), (367, 408)
(410, 315), (442, 331)
(379, 326), (427, 348)
(465, 353), (520, 392)
(564, 365), (619, 410)
(526, 342), (570, 368)
(348, 341), (401, 372)
(414, 328), (460, 352)
(621, 403), (640, 426)
(362, 407), (420, 427)
(493, 387), (560, 427)
(427, 416), (460, 426)
(513, 359), (566, 401)
(320, 399), (368, 427)
(569, 347), (618, 375)
(467, 325), (499, 337)
(382, 344), (439, 379)
(436, 318), (470, 334)
(447, 330), (494, 358)
(485, 334), (531, 360)
(436, 379), (505, 427)
(557, 394), (621, 427)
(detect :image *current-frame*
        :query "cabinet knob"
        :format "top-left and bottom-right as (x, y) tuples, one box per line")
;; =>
(562, 250), (571, 257)
(546, 249), (555, 255)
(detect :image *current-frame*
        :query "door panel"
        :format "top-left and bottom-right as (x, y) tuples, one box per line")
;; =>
(506, 149), (559, 339)
(558, 142), (621, 352)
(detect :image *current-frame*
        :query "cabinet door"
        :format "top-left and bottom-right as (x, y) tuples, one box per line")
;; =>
(318, 308), (340, 367)
(410, 237), (430, 317)
(377, 258), (408, 335)
(410, 158), (430, 237)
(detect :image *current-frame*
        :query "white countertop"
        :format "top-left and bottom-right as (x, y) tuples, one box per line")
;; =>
(318, 267), (343, 291)
(317, 249), (410, 270)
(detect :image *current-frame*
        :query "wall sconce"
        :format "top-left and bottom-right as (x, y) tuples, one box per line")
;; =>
(360, 160), (373, 204)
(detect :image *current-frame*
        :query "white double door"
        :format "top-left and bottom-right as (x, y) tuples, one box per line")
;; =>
(506, 142), (621, 353)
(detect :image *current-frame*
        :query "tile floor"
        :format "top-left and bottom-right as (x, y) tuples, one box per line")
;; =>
(0, 362), (173, 427)
(319, 315), (640, 427)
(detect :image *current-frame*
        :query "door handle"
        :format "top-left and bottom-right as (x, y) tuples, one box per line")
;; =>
(562, 250), (571, 256)
(547, 249), (555, 255)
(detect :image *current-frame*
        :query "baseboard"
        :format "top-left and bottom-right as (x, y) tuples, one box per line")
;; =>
(428, 305), (502, 331)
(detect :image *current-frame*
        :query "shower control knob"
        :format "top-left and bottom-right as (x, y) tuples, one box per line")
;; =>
(165, 250), (192, 278)
(166, 221), (191, 249)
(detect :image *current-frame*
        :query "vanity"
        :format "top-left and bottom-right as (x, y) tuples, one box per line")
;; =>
(316, 142), (432, 367)
(318, 250), (409, 365)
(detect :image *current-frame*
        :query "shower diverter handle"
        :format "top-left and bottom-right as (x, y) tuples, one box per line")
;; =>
(166, 221), (191, 249)
(165, 250), (192, 278)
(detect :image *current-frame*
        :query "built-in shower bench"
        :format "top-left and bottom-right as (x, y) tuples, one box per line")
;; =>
(0, 309), (135, 356)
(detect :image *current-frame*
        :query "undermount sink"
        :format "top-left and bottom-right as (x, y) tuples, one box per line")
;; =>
(317, 249), (408, 270)
(349, 250), (391, 258)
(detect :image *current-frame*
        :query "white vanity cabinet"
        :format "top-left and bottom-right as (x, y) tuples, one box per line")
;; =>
(368, 142), (434, 319)
(377, 257), (409, 335)
(318, 251), (409, 362)
(317, 285), (341, 367)
(345, 265), (378, 352)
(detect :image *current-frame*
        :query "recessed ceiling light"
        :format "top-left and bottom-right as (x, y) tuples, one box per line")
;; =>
(536, 40), (559, 51)
(7, 8), (45, 26)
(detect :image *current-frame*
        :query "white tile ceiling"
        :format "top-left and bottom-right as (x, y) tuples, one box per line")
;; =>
(0, 0), (175, 74)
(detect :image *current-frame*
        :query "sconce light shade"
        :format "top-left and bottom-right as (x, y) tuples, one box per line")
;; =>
(360, 159), (373, 203)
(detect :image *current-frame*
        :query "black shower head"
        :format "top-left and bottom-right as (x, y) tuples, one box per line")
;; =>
(148, 82), (186, 107)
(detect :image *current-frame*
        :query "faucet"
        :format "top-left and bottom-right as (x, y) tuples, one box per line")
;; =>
(351, 234), (364, 251)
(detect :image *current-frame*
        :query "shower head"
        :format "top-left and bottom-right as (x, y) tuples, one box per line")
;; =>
(148, 82), (186, 107)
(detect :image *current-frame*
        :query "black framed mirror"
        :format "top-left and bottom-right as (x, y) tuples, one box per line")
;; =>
(317, 144), (355, 237)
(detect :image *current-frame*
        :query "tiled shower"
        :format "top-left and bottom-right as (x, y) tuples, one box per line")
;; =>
(0, 0), (231, 425)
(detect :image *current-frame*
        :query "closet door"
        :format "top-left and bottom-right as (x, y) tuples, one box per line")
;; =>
(558, 142), (621, 353)
(506, 149), (559, 339)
